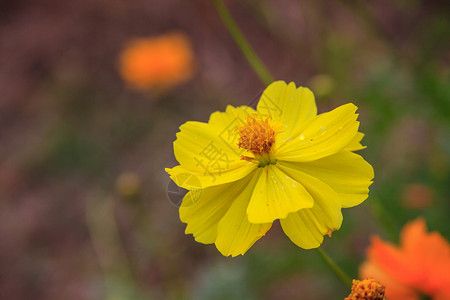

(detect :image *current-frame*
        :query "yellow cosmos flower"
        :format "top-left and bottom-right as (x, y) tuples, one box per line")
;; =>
(166, 81), (374, 257)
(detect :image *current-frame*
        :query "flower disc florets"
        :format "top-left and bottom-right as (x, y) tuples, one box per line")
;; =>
(237, 114), (278, 166)
(345, 279), (385, 300)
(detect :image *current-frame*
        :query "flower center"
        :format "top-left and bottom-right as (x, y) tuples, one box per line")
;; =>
(346, 279), (385, 300)
(237, 114), (278, 166)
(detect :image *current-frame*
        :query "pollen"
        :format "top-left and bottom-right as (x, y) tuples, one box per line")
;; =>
(345, 279), (386, 300)
(237, 115), (278, 155)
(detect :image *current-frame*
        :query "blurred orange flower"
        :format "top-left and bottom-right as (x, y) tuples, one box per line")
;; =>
(119, 32), (194, 91)
(360, 218), (450, 300)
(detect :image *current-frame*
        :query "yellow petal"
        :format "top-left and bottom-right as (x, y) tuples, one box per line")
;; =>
(257, 81), (317, 144)
(345, 132), (366, 151)
(173, 120), (239, 171)
(247, 165), (314, 224)
(282, 151), (374, 208)
(276, 103), (359, 162)
(278, 162), (343, 249)
(166, 163), (256, 190)
(179, 175), (252, 244)
(168, 105), (258, 188)
(209, 105), (257, 133)
(280, 210), (325, 249)
(215, 170), (273, 257)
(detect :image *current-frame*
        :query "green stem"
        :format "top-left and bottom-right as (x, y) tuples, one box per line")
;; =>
(211, 0), (274, 85)
(316, 248), (353, 288)
(212, 1), (352, 289)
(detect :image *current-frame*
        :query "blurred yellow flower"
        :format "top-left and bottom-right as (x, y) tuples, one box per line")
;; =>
(119, 32), (194, 91)
(308, 74), (336, 98)
(166, 81), (374, 257)
(116, 171), (141, 198)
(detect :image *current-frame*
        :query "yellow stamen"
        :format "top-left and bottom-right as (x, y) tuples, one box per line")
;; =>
(237, 114), (277, 156)
(345, 279), (386, 300)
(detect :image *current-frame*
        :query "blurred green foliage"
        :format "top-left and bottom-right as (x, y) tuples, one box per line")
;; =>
(1, 0), (448, 299)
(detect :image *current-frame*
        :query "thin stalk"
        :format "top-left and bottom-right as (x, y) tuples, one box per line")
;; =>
(316, 248), (353, 288)
(212, 0), (353, 289)
(211, 0), (274, 85)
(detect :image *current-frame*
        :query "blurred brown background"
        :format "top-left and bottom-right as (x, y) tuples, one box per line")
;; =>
(0, 0), (449, 299)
